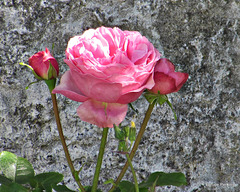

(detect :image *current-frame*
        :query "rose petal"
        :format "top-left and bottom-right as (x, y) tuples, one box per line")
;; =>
(150, 72), (177, 95)
(169, 72), (189, 92)
(52, 71), (88, 102)
(70, 69), (123, 103)
(77, 100), (128, 128)
(154, 58), (175, 74)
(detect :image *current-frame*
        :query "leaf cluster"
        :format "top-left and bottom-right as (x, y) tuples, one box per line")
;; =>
(0, 151), (74, 192)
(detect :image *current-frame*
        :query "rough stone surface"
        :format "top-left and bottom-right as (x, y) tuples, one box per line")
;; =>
(0, 0), (239, 191)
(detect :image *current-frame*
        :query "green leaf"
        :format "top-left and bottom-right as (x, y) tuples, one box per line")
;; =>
(139, 172), (187, 188)
(104, 178), (116, 186)
(118, 181), (135, 192)
(15, 157), (35, 184)
(0, 151), (34, 184)
(53, 184), (76, 192)
(32, 188), (42, 192)
(112, 187), (121, 192)
(0, 174), (12, 185)
(0, 183), (28, 192)
(139, 188), (148, 192)
(84, 186), (102, 192)
(148, 175), (158, 192)
(0, 151), (17, 181)
(35, 172), (63, 192)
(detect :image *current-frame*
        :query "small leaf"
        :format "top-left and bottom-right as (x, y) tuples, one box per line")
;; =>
(0, 174), (12, 185)
(15, 157), (35, 184)
(118, 181), (135, 192)
(84, 186), (102, 192)
(53, 184), (76, 192)
(0, 183), (28, 192)
(104, 178), (116, 186)
(0, 151), (17, 181)
(139, 172), (187, 188)
(0, 151), (34, 184)
(35, 172), (63, 192)
(35, 172), (63, 184)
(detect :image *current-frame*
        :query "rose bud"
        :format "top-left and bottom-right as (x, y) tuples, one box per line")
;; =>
(150, 58), (189, 95)
(28, 48), (59, 80)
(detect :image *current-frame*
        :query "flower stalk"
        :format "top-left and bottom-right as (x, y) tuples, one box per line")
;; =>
(91, 127), (109, 192)
(50, 93), (86, 192)
(126, 153), (139, 192)
(109, 102), (155, 192)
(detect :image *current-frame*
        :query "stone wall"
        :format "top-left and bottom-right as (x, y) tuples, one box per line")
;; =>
(0, 0), (239, 191)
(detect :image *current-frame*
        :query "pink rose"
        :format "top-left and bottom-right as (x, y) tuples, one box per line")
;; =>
(150, 58), (189, 95)
(53, 27), (161, 127)
(28, 48), (59, 80)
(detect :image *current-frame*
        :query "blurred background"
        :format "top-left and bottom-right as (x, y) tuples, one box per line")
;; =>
(0, 0), (239, 191)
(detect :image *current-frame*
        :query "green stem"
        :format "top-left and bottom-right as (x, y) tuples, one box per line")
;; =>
(50, 94), (86, 192)
(109, 102), (155, 192)
(126, 153), (139, 192)
(91, 127), (109, 192)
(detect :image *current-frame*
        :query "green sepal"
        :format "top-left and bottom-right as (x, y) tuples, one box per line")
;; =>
(45, 78), (56, 93)
(19, 62), (42, 89)
(47, 60), (58, 80)
(123, 126), (130, 138)
(19, 62), (42, 80)
(144, 91), (177, 120)
(118, 140), (128, 152)
(128, 103), (139, 114)
(166, 99), (177, 120)
(129, 127), (136, 142)
(144, 91), (168, 105)
(114, 124), (125, 140)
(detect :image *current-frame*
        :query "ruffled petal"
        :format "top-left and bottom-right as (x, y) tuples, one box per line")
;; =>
(77, 100), (128, 128)
(70, 69), (123, 103)
(52, 71), (88, 102)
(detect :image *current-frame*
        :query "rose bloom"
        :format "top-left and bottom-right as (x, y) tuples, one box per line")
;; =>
(53, 26), (161, 127)
(150, 58), (189, 95)
(29, 48), (59, 80)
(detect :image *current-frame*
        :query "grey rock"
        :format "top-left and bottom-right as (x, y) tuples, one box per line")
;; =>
(0, 0), (239, 191)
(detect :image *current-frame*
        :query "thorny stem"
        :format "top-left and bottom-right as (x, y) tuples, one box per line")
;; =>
(51, 93), (86, 192)
(109, 102), (155, 192)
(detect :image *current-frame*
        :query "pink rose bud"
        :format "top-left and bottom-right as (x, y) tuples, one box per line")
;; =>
(150, 58), (189, 95)
(28, 48), (59, 80)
